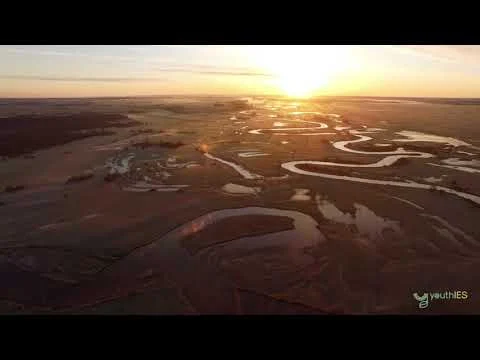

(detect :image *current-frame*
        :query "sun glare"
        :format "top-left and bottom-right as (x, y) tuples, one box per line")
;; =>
(250, 46), (351, 98)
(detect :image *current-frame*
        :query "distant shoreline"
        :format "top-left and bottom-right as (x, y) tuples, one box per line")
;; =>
(1, 95), (480, 101)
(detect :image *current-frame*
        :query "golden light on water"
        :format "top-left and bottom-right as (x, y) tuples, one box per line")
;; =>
(249, 46), (352, 98)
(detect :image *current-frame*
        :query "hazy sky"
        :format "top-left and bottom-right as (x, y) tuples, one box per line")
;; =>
(1, 45), (480, 98)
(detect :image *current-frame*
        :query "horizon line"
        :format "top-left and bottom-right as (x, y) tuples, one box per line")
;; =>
(1, 94), (480, 101)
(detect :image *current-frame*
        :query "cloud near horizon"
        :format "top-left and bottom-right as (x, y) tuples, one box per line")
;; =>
(388, 45), (480, 66)
(0, 68), (271, 82)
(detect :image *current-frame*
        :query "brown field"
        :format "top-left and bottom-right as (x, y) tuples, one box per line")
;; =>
(1, 95), (480, 314)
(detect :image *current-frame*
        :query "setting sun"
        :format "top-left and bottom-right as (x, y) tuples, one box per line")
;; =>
(248, 45), (352, 98)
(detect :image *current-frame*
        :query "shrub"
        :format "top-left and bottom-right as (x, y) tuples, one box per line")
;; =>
(66, 171), (94, 184)
(4, 185), (25, 193)
(104, 173), (120, 182)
